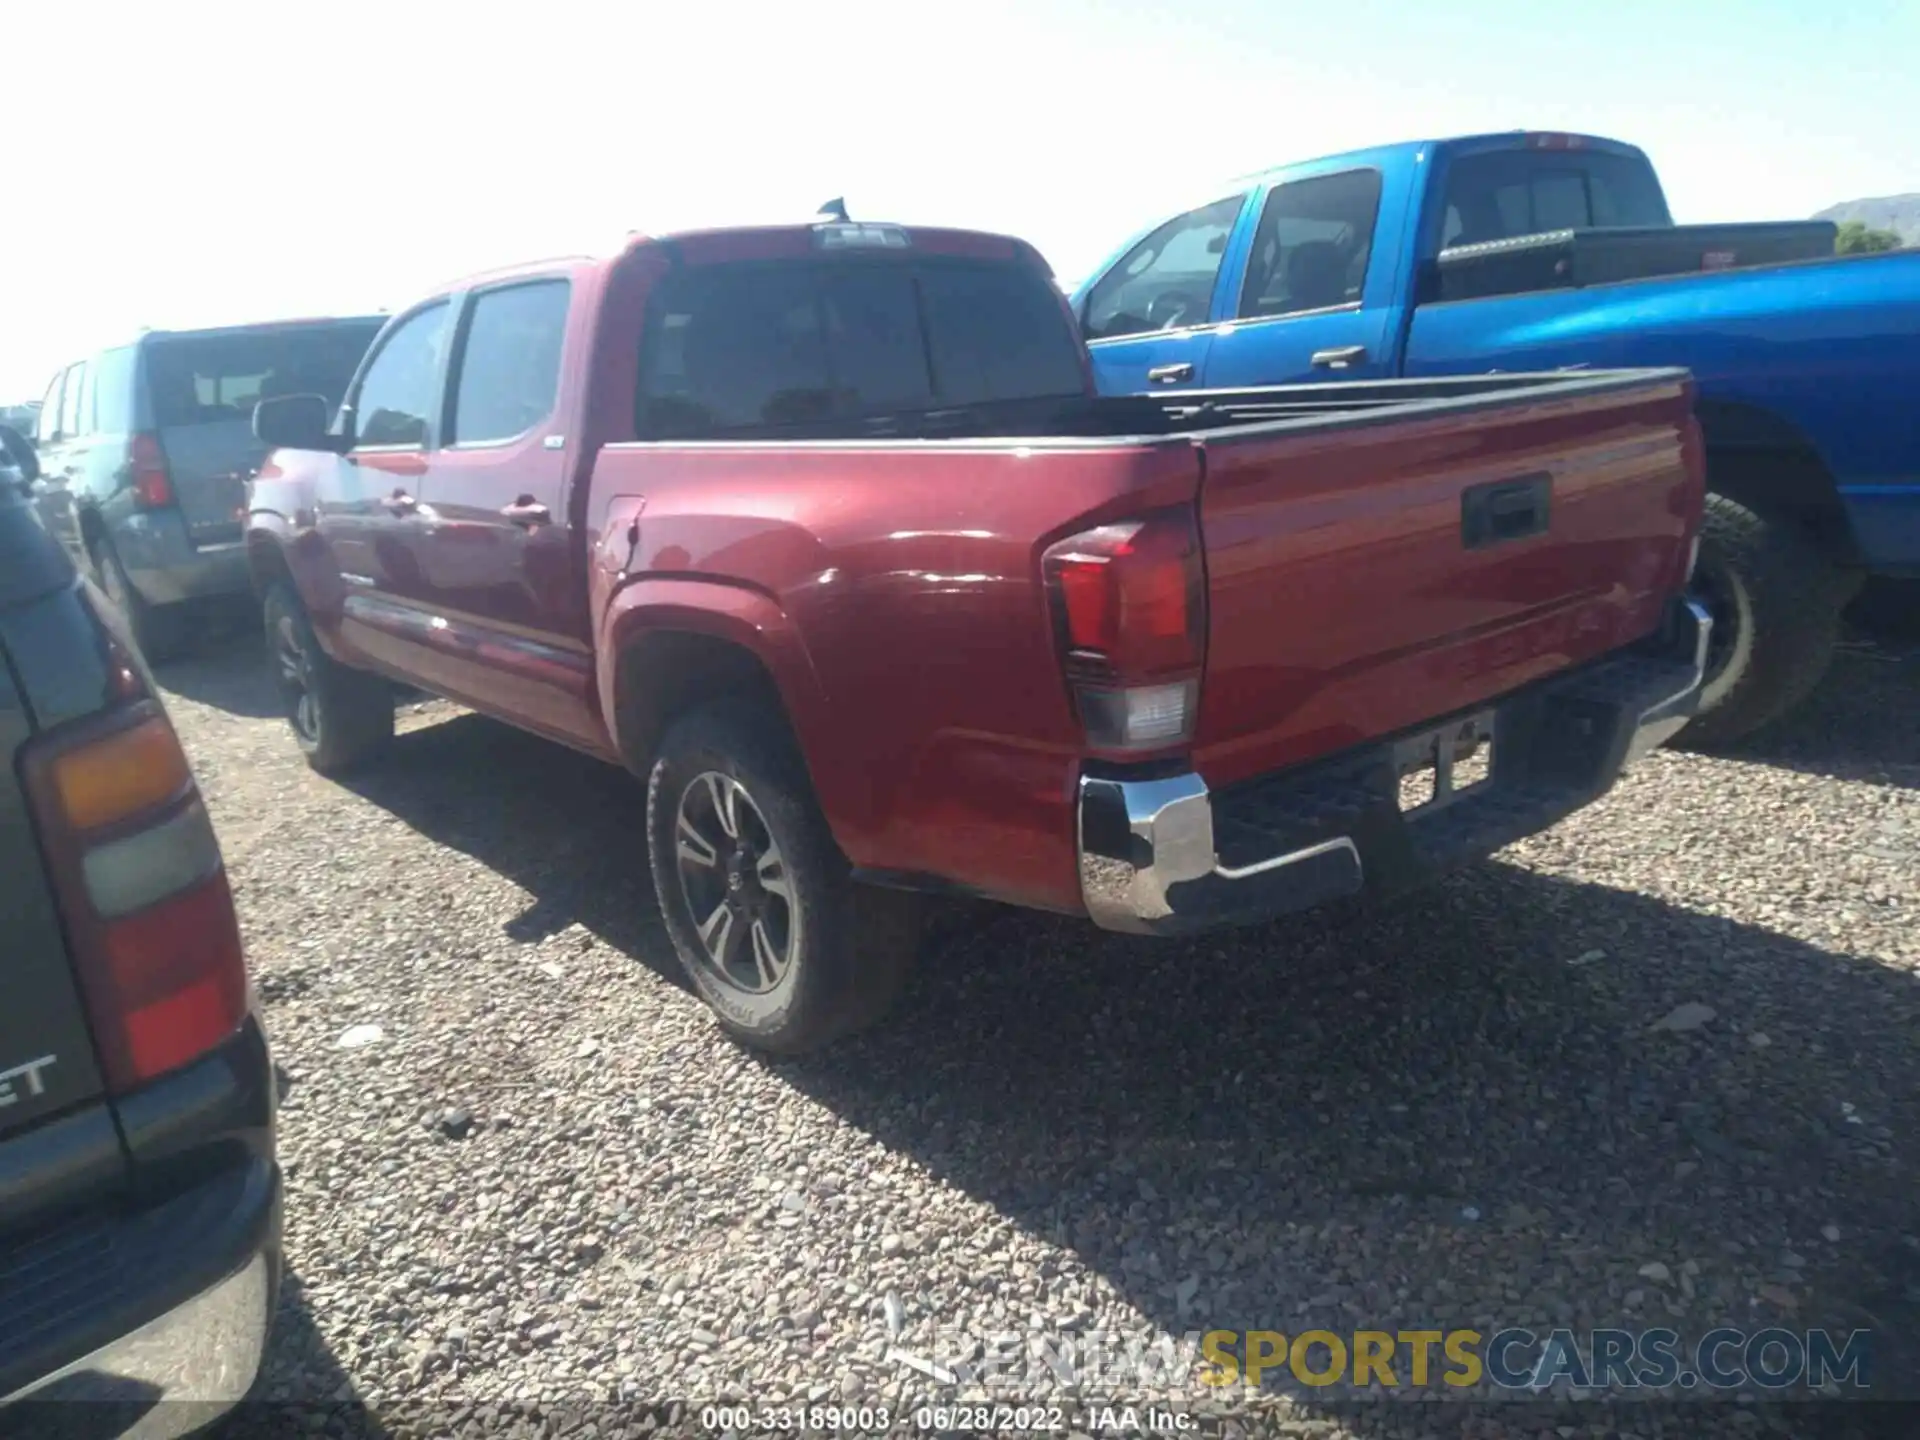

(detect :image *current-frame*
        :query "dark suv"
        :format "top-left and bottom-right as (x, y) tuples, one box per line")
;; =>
(30, 317), (383, 661)
(0, 426), (279, 1430)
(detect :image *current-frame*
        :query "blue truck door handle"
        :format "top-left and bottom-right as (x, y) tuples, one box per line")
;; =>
(1146, 363), (1195, 385)
(1311, 345), (1369, 370)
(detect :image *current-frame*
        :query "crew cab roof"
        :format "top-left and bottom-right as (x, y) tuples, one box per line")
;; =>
(422, 223), (1056, 302)
(1229, 130), (1651, 187)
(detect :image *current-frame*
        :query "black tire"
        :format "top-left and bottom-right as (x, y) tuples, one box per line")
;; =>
(646, 701), (921, 1054)
(262, 582), (394, 775)
(92, 536), (189, 664)
(1675, 492), (1851, 749)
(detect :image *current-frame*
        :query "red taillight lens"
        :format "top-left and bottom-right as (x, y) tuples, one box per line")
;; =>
(1043, 506), (1206, 752)
(130, 431), (174, 508)
(22, 706), (250, 1092)
(100, 874), (249, 1086)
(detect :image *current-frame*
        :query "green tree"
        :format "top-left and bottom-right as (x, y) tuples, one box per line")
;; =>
(1835, 220), (1903, 254)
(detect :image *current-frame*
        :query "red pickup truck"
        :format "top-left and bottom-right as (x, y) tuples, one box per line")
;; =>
(247, 217), (1710, 1053)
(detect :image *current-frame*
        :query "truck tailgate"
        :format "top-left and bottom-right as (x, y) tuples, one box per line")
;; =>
(1193, 371), (1701, 788)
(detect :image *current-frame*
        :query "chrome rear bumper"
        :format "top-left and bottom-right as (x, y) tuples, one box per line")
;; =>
(1078, 599), (1710, 935)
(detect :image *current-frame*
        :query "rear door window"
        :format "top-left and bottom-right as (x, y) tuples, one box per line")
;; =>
(58, 363), (89, 438)
(448, 280), (571, 445)
(147, 321), (383, 430)
(637, 258), (1082, 437)
(1238, 169), (1383, 319)
(35, 370), (66, 443)
(89, 348), (138, 434)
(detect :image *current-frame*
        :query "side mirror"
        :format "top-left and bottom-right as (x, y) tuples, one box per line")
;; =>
(253, 394), (350, 454)
(0, 424), (39, 488)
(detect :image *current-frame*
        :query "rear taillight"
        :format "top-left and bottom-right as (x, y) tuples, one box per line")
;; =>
(1043, 506), (1206, 753)
(129, 431), (174, 508)
(22, 705), (248, 1092)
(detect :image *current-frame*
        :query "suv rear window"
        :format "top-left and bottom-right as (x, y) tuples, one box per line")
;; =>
(637, 259), (1085, 438)
(145, 321), (383, 430)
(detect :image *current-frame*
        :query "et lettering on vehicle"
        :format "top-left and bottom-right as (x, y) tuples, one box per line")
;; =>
(0, 1056), (57, 1108)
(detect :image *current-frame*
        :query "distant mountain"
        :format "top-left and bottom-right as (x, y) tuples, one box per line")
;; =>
(1814, 194), (1920, 245)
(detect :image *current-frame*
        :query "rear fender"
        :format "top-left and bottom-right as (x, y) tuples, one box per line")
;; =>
(1693, 400), (1857, 564)
(598, 577), (871, 848)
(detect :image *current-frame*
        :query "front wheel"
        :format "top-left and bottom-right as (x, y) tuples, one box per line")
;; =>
(1675, 493), (1853, 749)
(646, 702), (920, 1053)
(263, 583), (394, 775)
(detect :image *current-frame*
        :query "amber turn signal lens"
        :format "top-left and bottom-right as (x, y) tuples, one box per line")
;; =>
(49, 715), (193, 831)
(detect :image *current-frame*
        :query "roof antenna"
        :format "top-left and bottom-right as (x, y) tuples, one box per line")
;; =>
(817, 197), (850, 222)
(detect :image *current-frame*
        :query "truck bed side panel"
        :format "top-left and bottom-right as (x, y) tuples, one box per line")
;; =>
(1403, 251), (1920, 569)
(586, 440), (1204, 913)
(1194, 375), (1701, 788)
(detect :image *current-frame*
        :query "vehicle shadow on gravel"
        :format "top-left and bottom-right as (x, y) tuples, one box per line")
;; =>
(778, 861), (1920, 1425)
(1725, 641), (1919, 792)
(334, 711), (689, 991)
(222, 1268), (392, 1437)
(151, 632), (286, 720)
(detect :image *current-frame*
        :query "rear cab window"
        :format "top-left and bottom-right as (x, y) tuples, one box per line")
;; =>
(145, 320), (384, 433)
(1437, 148), (1671, 249)
(637, 256), (1085, 438)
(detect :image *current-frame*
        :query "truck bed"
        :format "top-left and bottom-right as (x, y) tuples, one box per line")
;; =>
(589, 366), (1700, 906)
(663, 368), (1694, 442)
(1430, 221), (1840, 303)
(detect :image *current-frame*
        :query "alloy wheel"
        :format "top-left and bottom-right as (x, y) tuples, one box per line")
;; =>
(274, 613), (321, 744)
(673, 771), (796, 994)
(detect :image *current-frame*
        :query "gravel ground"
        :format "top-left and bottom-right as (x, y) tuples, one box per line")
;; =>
(151, 630), (1920, 1440)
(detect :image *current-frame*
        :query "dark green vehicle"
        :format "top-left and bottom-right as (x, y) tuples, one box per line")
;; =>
(0, 426), (280, 1429)
(29, 317), (382, 661)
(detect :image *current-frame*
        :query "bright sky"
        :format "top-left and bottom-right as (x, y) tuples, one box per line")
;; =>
(4, 0), (1914, 402)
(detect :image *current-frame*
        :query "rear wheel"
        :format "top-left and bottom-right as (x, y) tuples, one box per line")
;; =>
(646, 702), (921, 1053)
(92, 536), (189, 663)
(263, 582), (394, 775)
(1675, 493), (1852, 749)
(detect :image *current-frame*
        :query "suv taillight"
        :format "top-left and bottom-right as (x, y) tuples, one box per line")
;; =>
(22, 703), (248, 1092)
(1043, 505), (1206, 753)
(129, 431), (174, 508)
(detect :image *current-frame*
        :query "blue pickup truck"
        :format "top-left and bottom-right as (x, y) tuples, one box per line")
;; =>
(1070, 131), (1920, 744)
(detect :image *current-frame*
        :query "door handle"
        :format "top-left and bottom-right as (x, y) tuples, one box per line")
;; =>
(501, 498), (551, 528)
(384, 490), (420, 515)
(1461, 474), (1552, 549)
(1310, 345), (1368, 370)
(1146, 363), (1194, 385)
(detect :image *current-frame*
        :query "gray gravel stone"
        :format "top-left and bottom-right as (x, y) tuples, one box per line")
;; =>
(161, 631), (1920, 1429)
